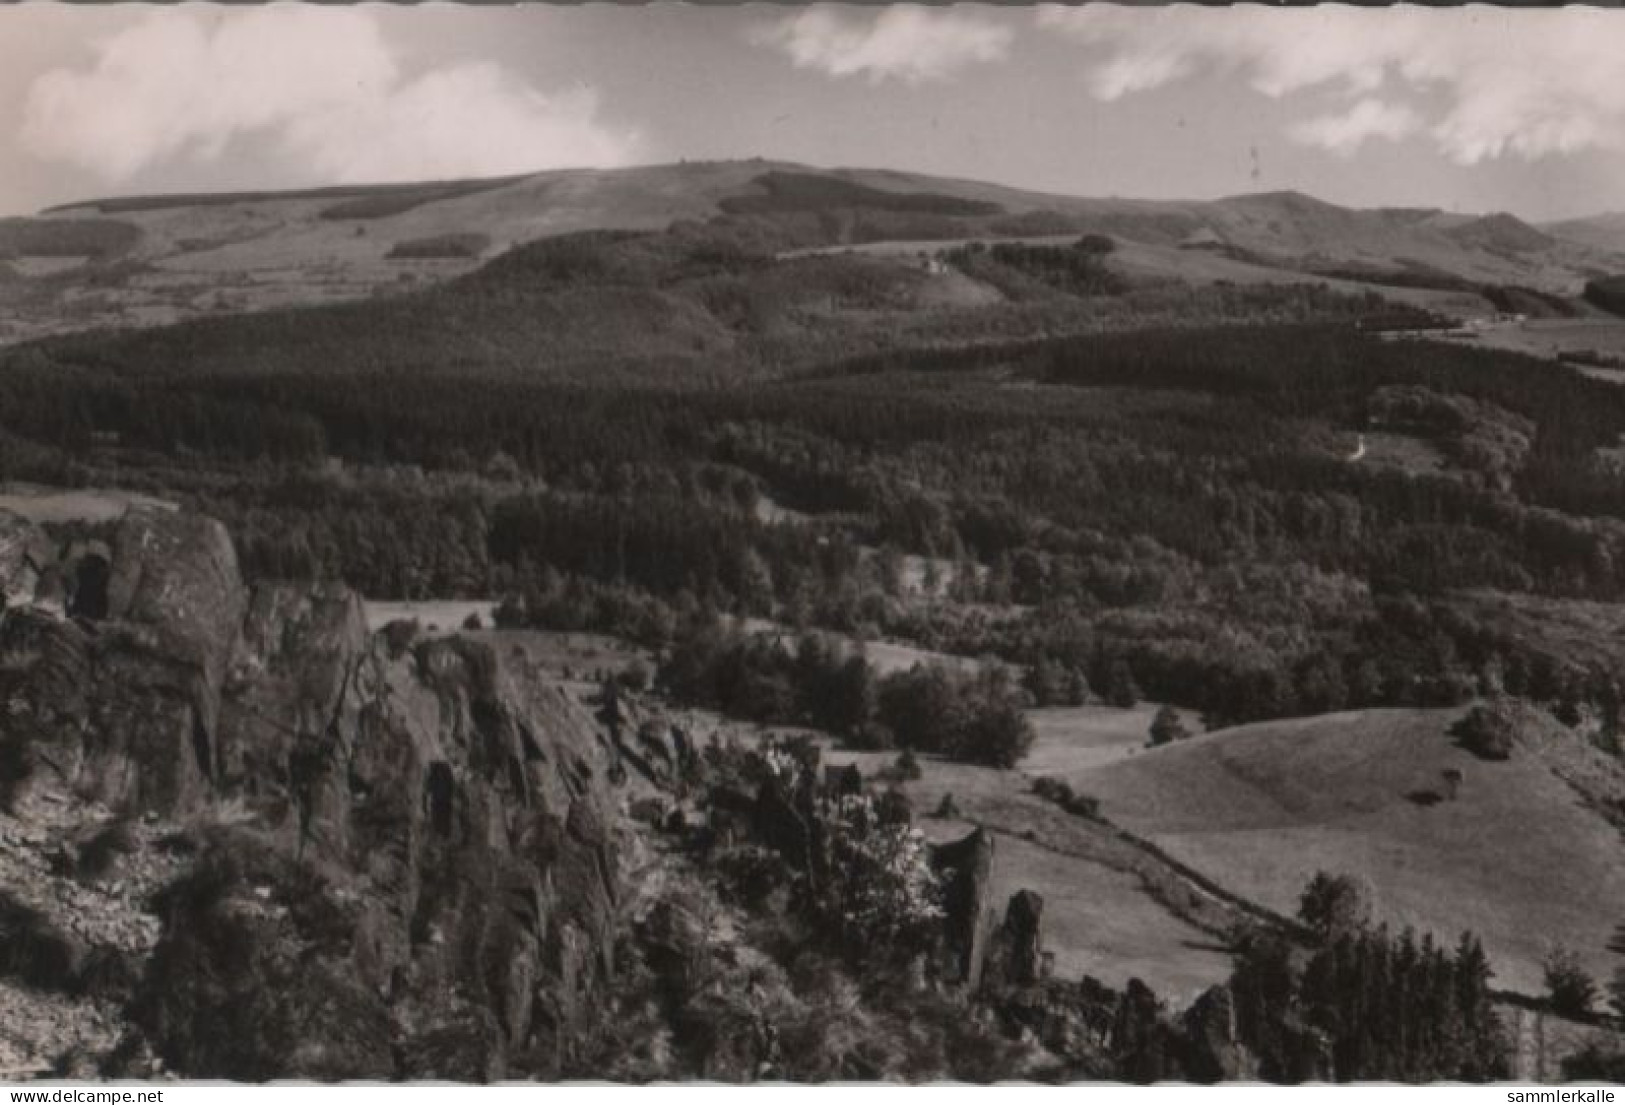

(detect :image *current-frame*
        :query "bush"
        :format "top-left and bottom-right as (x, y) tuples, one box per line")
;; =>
(1611, 956), (1625, 1022)
(381, 618), (420, 658)
(1032, 776), (1100, 819)
(847, 720), (896, 751)
(0, 891), (82, 993)
(1297, 872), (1373, 942)
(385, 232), (491, 261)
(0, 722), (37, 813)
(461, 612), (483, 631)
(1563, 1043), (1625, 1081)
(821, 795), (944, 954)
(492, 595), (525, 629)
(617, 660), (651, 693)
(74, 818), (138, 882)
(1583, 275), (1625, 318)
(1543, 947), (1597, 1017)
(1452, 700), (1518, 761)
(894, 749), (921, 781)
(714, 844), (791, 907)
(1032, 776), (1071, 804)
(1149, 705), (1189, 747)
(1105, 659), (1141, 708)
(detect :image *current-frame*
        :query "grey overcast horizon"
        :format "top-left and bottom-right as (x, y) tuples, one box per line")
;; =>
(2, 3), (1624, 222)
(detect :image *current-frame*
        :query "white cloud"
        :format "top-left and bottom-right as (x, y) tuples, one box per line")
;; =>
(20, 5), (640, 185)
(1291, 99), (1423, 158)
(753, 5), (1012, 85)
(1038, 5), (1625, 164)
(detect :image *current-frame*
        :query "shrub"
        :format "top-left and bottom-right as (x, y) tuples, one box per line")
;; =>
(847, 720), (896, 751)
(0, 722), (37, 813)
(714, 844), (791, 907)
(492, 595), (525, 629)
(1452, 700), (1518, 761)
(1032, 776), (1100, 819)
(821, 795), (944, 953)
(1063, 792), (1101, 819)
(381, 618), (420, 658)
(617, 660), (651, 693)
(386, 232), (491, 261)
(0, 891), (82, 993)
(1106, 659), (1141, 708)
(1544, 947), (1597, 1017)
(74, 818), (138, 882)
(1032, 776), (1072, 805)
(1149, 705), (1190, 747)
(1563, 1044), (1625, 1081)
(1297, 872), (1373, 942)
(894, 749), (921, 781)
(1583, 275), (1625, 318)
(461, 612), (483, 631)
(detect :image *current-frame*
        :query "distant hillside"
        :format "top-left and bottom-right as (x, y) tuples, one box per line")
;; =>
(1545, 211), (1625, 255)
(23, 216), (1415, 386)
(4, 159), (1624, 345)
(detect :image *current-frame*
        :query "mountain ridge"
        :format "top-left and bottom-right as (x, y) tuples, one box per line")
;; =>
(4, 159), (1624, 347)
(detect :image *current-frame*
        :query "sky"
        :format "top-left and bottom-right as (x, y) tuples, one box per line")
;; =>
(3, 3), (1625, 221)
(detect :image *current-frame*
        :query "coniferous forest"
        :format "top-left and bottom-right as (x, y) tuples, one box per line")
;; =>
(6, 206), (1625, 1082)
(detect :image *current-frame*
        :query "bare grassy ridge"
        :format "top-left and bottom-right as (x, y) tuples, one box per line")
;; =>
(47, 173), (530, 217)
(0, 219), (142, 261)
(384, 233), (491, 261)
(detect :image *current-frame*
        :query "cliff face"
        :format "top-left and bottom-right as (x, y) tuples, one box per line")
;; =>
(0, 507), (626, 1079)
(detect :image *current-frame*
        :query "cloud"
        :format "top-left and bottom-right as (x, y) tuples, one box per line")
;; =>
(1291, 99), (1423, 158)
(753, 5), (1012, 85)
(1038, 5), (1625, 164)
(20, 6), (640, 185)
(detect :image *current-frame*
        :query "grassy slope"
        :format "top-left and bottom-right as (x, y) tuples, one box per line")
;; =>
(1024, 704), (1200, 774)
(0, 485), (177, 525)
(1072, 707), (1625, 994)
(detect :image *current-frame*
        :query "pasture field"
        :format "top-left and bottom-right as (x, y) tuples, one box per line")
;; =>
(1437, 318), (1625, 364)
(1105, 241), (1494, 319)
(1022, 703), (1201, 775)
(1358, 431), (1449, 475)
(1073, 707), (1625, 994)
(0, 485), (177, 525)
(362, 599), (496, 634)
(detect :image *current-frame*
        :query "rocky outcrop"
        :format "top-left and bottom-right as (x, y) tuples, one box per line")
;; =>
(1178, 985), (1259, 1082)
(0, 510), (54, 611)
(990, 889), (1046, 987)
(930, 827), (996, 989)
(0, 507), (629, 1080)
(3, 510), (248, 819)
